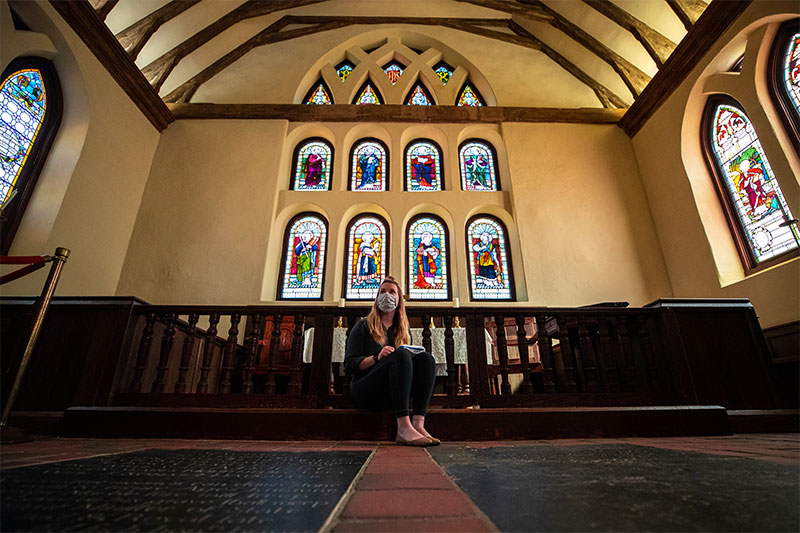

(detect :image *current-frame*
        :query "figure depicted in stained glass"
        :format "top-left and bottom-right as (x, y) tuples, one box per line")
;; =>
(305, 80), (333, 105)
(405, 84), (432, 106)
(336, 60), (355, 82)
(407, 217), (448, 300)
(351, 140), (387, 191)
(467, 217), (512, 300)
(406, 141), (441, 191)
(460, 141), (496, 191)
(731, 148), (779, 221)
(353, 81), (383, 105)
(281, 215), (327, 299)
(293, 139), (332, 190)
(456, 82), (484, 107)
(358, 151), (379, 188)
(346, 216), (388, 300)
(433, 61), (453, 85)
(473, 232), (502, 288)
(294, 229), (320, 286)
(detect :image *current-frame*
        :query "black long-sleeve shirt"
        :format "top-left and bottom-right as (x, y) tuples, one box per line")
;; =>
(344, 318), (396, 378)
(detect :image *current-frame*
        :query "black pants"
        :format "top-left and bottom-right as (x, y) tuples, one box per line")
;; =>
(350, 348), (436, 418)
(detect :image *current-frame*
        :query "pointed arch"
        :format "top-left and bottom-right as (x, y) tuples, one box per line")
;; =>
(303, 78), (333, 105)
(466, 215), (514, 300)
(0, 56), (62, 254)
(352, 79), (384, 105)
(768, 19), (800, 148)
(459, 139), (499, 191)
(278, 212), (329, 300)
(456, 81), (485, 107)
(407, 214), (451, 300)
(343, 213), (389, 300)
(291, 138), (333, 191)
(404, 139), (443, 191)
(701, 96), (799, 271)
(404, 82), (435, 106)
(349, 138), (389, 191)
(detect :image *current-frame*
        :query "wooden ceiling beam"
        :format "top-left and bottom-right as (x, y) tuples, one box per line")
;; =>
(453, 0), (552, 22)
(116, 0), (201, 61)
(89, 0), (119, 22)
(665, 0), (708, 32)
(582, 0), (676, 68)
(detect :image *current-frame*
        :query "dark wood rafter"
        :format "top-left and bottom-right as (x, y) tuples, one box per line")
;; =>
(88, 0), (119, 22)
(582, 0), (676, 68)
(49, 0), (174, 131)
(453, 0), (553, 22)
(141, 0), (329, 93)
(666, 0), (709, 32)
(528, 0), (650, 97)
(116, 0), (202, 61)
(618, 0), (752, 137)
(168, 103), (626, 123)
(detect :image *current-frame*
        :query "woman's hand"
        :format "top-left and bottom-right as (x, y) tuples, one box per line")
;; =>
(378, 345), (395, 360)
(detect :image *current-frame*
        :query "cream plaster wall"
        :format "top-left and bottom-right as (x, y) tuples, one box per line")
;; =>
(1, 1), (161, 296)
(631, 1), (800, 328)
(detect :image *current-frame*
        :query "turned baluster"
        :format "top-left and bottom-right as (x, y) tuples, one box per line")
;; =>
(174, 313), (199, 393)
(421, 314), (432, 353)
(555, 315), (578, 393)
(599, 317), (622, 392)
(288, 314), (306, 395)
(264, 312), (283, 395)
(617, 314), (640, 391)
(130, 312), (157, 393)
(241, 313), (262, 394)
(494, 315), (512, 395)
(444, 314), (457, 398)
(515, 315), (533, 394)
(534, 313), (556, 393)
(577, 314), (599, 392)
(218, 313), (241, 395)
(152, 313), (177, 393)
(196, 313), (220, 394)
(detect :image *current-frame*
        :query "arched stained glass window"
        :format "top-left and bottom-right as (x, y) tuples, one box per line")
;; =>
(407, 215), (450, 300)
(703, 97), (799, 268)
(1, 57), (61, 254)
(336, 59), (355, 82)
(459, 139), (498, 191)
(768, 19), (800, 145)
(344, 214), (389, 300)
(404, 83), (434, 106)
(291, 138), (333, 190)
(433, 61), (453, 85)
(383, 60), (405, 85)
(350, 138), (388, 191)
(466, 216), (513, 300)
(353, 80), (383, 105)
(405, 140), (442, 191)
(279, 213), (328, 299)
(304, 78), (333, 105)
(456, 81), (485, 106)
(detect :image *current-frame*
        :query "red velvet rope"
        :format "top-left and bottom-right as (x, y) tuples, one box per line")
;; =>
(0, 255), (51, 285)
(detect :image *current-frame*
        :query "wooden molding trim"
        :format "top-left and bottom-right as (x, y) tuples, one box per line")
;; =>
(618, 0), (752, 137)
(167, 103), (626, 124)
(49, 0), (174, 132)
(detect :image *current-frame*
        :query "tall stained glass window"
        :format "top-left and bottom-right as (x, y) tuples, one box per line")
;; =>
(336, 59), (355, 82)
(405, 140), (442, 191)
(1, 57), (61, 254)
(353, 80), (383, 105)
(704, 97), (799, 267)
(344, 214), (388, 300)
(383, 60), (405, 85)
(433, 61), (454, 85)
(291, 138), (333, 190)
(350, 138), (388, 191)
(304, 78), (333, 105)
(459, 139), (498, 191)
(769, 19), (800, 145)
(279, 213), (328, 299)
(407, 215), (449, 300)
(404, 83), (434, 106)
(466, 216), (513, 300)
(456, 81), (485, 106)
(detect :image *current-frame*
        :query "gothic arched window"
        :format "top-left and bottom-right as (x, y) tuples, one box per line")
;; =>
(456, 81), (485, 106)
(466, 215), (513, 300)
(1, 57), (62, 254)
(768, 19), (800, 146)
(344, 214), (389, 300)
(349, 138), (389, 191)
(303, 78), (333, 105)
(353, 80), (384, 105)
(459, 139), (498, 191)
(702, 96), (799, 270)
(407, 215), (450, 300)
(404, 82), (435, 106)
(291, 138), (333, 191)
(278, 213), (328, 299)
(405, 139), (443, 191)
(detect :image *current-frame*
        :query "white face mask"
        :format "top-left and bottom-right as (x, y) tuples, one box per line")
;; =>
(376, 292), (398, 313)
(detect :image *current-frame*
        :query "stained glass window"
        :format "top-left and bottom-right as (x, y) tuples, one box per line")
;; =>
(404, 83), (434, 106)
(781, 30), (800, 114)
(335, 59), (355, 82)
(383, 60), (405, 85)
(407, 216), (449, 300)
(467, 216), (513, 300)
(433, 61), (454, 85)
(706, 98), (799, 266)
(769, 20), (800, 144)
(350, 139), (388, 191)
(344, 214), (388, 300)
(279, 213), (328, 300)
(459, 140), (498, 191)
(304, 79), (333, 105)
(405, 140), (442, 191)
(353, 80), (383, 105)
(456, 81), (485, 107)
(292, 138), (333, 190)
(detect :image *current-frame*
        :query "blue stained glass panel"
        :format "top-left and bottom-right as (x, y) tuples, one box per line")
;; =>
(345, 215), (387, 300)
(459, 141), (497, 191)
(406, 85), (432, 106)
(457, 83), (484, 106)
(408, 217), (448, 300)
(305, 82), (332, 105)
(406, 141), (441, 191)
(280, 215), (328, 299)
(336, 60), (355, 82)
(350, 140), (387, 191)
(434, 61), (453, 85)
(467, 217), (512, 300)
(293, 140), (332, 190)
(354, 83), (381, 105)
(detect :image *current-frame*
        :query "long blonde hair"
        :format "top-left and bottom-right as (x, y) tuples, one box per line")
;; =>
(366, 276), (411, 346)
